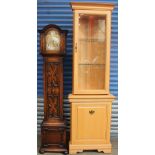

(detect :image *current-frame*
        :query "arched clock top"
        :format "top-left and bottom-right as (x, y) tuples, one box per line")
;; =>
(39, 24), (68, 56)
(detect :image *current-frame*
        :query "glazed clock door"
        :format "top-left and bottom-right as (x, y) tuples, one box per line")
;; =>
(73, 11), (111, 94)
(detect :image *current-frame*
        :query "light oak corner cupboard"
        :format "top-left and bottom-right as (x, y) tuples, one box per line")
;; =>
(68, 2), (115, 154)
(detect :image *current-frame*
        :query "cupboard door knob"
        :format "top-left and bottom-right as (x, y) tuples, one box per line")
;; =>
(89, 110), (95, 115)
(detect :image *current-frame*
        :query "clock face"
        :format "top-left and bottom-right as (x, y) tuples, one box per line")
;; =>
(46, 30), (60, 51)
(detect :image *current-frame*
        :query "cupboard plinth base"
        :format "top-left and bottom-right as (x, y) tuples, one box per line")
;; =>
(69, 142), (112, 154)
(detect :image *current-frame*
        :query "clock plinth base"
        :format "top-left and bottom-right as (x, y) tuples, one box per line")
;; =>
(39, 120), (67, 154)
(69, 142), (112, 154)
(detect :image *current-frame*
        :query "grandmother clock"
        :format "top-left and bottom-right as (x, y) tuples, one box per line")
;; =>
(39, 25), (68, 154)
(69, 2), (115, 154)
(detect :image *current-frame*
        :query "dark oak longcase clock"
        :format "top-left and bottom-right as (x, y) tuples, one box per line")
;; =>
(38, 24), (68, 154)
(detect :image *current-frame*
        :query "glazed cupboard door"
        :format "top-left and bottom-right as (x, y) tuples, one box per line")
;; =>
(73, 11), (112, 94)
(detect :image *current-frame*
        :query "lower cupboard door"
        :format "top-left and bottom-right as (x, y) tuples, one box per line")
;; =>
(75, 104), (109, 144)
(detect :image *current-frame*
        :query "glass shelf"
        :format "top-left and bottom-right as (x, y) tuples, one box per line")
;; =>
(78, 64), (105, 90)
(78, 64), (105, 65)
(79, 38), (105, 42)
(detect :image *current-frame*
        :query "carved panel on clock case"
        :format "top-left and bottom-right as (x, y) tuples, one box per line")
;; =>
(46, 62), (60, 118)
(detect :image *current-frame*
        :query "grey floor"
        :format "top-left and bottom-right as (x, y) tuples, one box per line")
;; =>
(37, 136), (118, 155)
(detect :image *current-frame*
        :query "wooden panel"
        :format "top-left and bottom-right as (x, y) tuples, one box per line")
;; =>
(42, 127), (66, 145)
(40, 124), (67, 153)
(77, 105), (107, 140)
(70, 102), (113, 145)
(73, 11), (79, 94)
(44, 57), (63, 120)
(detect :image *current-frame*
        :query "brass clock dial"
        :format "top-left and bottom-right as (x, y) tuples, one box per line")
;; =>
(46, 30), (60, 51)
